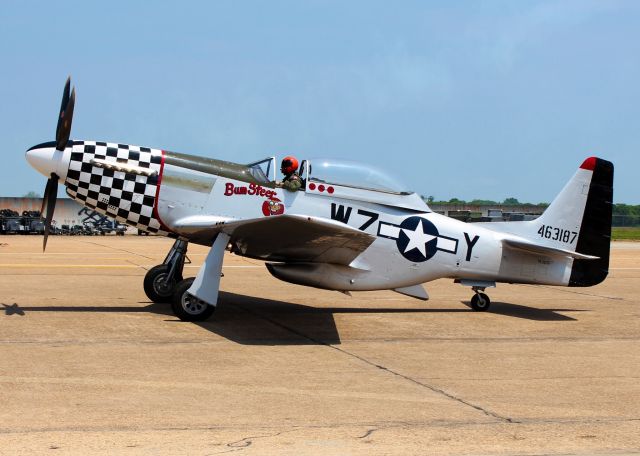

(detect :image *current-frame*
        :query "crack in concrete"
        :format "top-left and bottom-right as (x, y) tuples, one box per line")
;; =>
(231, 302), (516, 424)
(208, 429), (298, 454)
(347, 350), (516, 423)
(357, 428), (377, 439)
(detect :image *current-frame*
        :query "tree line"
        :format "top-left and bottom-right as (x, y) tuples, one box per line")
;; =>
(423, 196), (547, 207)
(423, 196), (639, 216)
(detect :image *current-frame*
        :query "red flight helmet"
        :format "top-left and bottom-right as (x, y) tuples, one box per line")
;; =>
(281, 156), (299, 175)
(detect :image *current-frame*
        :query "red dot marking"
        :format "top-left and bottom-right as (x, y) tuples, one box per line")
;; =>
(327, 186), (334, 194)
(318, 185), (325, 192)
(308, 183), (316, 190)
(580, 157), (597, 171)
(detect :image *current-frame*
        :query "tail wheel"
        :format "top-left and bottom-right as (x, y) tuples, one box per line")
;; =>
(171, 278), (216, 322)
(471, 293), (491, 311)
(143, 265), (181, 303)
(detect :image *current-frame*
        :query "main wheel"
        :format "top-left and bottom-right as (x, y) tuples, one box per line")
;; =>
(470, 292), (491, 311)
(143, 265), (181, 303)
(171, 278), (216, 322)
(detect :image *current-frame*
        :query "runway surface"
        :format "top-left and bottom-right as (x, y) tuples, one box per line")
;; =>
(0, 236), (639, 455)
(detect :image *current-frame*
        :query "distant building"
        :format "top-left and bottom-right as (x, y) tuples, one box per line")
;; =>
(429, 204), (546, 222)
(0, 197), (105, 227)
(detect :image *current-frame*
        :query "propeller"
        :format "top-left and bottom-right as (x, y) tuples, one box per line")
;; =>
(41, 77), (76, 251)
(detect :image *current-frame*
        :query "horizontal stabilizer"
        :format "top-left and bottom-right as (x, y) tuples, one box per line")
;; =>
(393, 284), (429, 300)
(502, 237), (599, 260)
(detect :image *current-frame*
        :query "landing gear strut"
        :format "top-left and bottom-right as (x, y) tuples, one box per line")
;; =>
(171, 232), (230, 322)
(470, 286), (491, 311)
(143, 239), (188, 303)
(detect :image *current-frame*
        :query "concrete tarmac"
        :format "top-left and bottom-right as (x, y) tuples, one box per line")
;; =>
(0, 235), (638, 455)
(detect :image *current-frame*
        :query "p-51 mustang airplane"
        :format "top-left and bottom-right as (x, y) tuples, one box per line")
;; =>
(25, 78), (614, 321)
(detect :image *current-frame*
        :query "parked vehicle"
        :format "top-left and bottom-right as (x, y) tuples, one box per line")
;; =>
(0, 207), (133, 236)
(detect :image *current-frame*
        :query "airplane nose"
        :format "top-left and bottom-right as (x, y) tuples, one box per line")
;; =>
(25, 141), (71, 182)
(26, 144), (55, 177)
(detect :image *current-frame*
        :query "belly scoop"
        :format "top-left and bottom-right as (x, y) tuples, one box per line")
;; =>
(64, 141), (170, 235)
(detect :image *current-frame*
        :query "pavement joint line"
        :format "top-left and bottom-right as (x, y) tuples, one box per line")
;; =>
(519, 284), (624, 301)
(0, 274), (146, 277)
(126, 258), (147, 270)
(79, 239), (157, 261)
(346, 336), (640, 343)
(0, 253), (147, 256)
(1, 416), (639, 436)
(229, 302), (516, 424)
(3, 336), (639, 345)
(0, 252), (207, 257)
(0, 264), (261, 268)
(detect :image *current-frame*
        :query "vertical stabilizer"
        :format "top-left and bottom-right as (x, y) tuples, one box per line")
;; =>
(478, 157), (614, 287)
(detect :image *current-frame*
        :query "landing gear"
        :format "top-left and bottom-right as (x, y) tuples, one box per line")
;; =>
(143, 239), (188, 303)
(171, 278), (216, 321)
(470, 287), (491, 311)
(146, 234), (228, 322)
(454, 280), (495, 312)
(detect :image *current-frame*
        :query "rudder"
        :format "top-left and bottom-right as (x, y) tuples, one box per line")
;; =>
(569, 157), (614, 286)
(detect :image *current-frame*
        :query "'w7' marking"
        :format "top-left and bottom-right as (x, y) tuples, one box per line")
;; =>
(330, 204), (380, 232)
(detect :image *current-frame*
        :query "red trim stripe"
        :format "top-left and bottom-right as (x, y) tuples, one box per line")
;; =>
(152, 150), (174, 234)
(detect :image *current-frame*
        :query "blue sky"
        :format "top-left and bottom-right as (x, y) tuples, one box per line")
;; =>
(2, 0), (638, 203)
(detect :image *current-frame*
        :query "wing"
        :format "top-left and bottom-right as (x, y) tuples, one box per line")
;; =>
(174, 214), (376, 265)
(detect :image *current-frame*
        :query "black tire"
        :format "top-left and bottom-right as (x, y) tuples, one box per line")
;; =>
(143, 265), (181, 303)
(470, 293), (491, 311)
(171, 278), (216, 322)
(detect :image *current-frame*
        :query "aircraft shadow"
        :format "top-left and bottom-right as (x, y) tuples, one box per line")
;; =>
(461, 301), (584, 321)
(3, 294), (585, 346)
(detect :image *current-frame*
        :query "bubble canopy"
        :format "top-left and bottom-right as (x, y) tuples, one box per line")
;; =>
(302, 158), (411, 194)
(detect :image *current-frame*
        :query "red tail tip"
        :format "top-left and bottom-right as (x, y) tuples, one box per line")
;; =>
(580, 157), (597, 171)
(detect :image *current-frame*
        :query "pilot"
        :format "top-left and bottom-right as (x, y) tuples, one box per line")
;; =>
(279, 156), (302, 191)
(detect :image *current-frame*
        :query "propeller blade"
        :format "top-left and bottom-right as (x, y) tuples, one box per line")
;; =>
(55, 77), (71, 143)
(55, 82), (75, 151)
(42, 173), (59, 252)
(40, 175), (55, 215)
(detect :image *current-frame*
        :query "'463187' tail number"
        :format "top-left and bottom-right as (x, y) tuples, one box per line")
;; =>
(537, 225), (578, 243)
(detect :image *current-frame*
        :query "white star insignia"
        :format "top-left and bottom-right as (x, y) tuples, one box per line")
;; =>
(402, 220), (436, 257)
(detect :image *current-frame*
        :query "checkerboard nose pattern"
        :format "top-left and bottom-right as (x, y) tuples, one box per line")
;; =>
(65, 141), (171, 236)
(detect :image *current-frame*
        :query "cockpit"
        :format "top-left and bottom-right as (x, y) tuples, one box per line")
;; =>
(246, 156), (411, 195)
(245, 156), (426, 210)
(300, 158), (411, 195)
